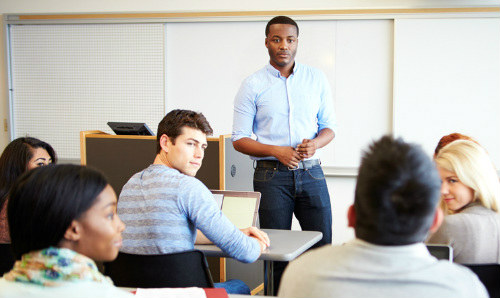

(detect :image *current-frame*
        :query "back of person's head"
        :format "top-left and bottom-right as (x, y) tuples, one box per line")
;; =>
(8, 164), (107, 260)
(434, 133), (478, 157)
(156, 109), (213, 153)
(354, 136), (441, 245)
(265, 16), (299, 37)
(0, 137), (56, 209)
(435, 140), (500, 213)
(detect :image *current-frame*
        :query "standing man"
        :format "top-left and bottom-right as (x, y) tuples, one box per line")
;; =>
(232, 16), (337, 292)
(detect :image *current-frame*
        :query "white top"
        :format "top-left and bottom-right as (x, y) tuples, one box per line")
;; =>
(278, 238), (488, 298)
(0, 279), (133, 298)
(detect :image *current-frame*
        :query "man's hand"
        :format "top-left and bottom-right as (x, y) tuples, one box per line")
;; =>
(296, 139), (317, 159)
(273, 146), (302, 168)
(241, 227), (270, 252)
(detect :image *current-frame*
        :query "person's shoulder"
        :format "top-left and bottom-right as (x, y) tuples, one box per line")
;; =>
(464, 204), (497, 216)
(243, 65), (266, 81)
(176, 174), (212, 198)
(61, 281), (134, 298)
(296, 63), (325, 76)
(441, 212), (469, 229)
(287, 244), (339, 271)
(431, 261), (488, 295)
(0, 279), (133, 298)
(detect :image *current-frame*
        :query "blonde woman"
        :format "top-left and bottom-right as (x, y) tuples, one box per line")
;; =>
(428, 140), (500, 263)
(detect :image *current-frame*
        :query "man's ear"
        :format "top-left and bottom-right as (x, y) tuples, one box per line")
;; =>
(347, 204), (356, 228)
(159, 134), (171, 153)
(63, 220), (81, 242)
(265, 37), (269, 49)
(429, 207), (444, 234)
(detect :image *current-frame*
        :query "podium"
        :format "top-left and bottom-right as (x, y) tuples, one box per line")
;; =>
(80, 131), (263, 293)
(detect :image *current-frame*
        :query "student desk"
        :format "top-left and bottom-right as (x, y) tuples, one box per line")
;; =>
(195, 229), (323, 296)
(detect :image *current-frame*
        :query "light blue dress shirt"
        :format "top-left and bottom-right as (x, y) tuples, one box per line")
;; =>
(232, 62), (337, 160)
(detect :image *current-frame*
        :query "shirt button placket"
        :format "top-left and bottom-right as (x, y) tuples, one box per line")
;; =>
(286, 78), (293, 146)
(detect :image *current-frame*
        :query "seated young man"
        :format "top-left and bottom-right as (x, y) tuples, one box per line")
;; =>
(278, 136), (487, 298)
(117, 109), (269, 292)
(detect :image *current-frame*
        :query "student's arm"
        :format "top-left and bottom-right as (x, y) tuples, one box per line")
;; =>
(240, 226), (270, 251)
(180, 179), (263, 263)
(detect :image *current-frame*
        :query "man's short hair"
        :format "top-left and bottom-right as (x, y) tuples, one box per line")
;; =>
(354, 135), (441, 245)
(265, 16), (299, 37)
(156, 109), (213, 153)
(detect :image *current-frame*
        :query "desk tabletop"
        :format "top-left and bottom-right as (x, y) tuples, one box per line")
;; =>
(195, 229), (322, 262)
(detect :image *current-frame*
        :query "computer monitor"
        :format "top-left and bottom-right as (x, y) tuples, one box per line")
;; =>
(107, 122), (154, 136)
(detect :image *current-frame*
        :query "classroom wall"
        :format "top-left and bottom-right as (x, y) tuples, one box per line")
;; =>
(0, 0), (498, 246)
(0, 0), (498, 149)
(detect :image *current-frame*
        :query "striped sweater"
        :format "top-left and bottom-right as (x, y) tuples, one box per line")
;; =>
(117, 164), (260, 263)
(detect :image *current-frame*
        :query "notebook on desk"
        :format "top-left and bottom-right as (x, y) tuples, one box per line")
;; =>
(210, 190), (261, 229)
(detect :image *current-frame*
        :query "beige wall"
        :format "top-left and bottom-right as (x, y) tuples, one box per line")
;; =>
(1, 0), (498, 14)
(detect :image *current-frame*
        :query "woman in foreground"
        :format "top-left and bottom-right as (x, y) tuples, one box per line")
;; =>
(0, 164), (132, 298)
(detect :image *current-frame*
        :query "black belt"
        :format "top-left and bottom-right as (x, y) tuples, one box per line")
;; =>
(256, 159), (320, 170)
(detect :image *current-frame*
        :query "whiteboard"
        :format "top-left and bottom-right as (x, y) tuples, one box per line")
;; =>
(326, 20), (393, 168)
(165, 19), (393, 168)
(394, 18), (500, 168)
(7, 17), (499, 168)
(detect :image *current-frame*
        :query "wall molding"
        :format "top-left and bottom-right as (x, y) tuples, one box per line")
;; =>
(5, 7), (499, 24)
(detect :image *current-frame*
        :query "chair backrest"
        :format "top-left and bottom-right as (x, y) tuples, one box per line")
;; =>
(0, 243), (15, 276)
(104, 250), (214, 288)
(463, 263), (500, 298)
(426, 244), (453, 261)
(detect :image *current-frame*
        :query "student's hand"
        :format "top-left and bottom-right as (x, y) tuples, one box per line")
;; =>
(296, 139), (317, 159)
(274, 146), (302, 168)
(240, 227), (270, 251)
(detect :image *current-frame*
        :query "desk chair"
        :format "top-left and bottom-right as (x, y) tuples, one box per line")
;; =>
(463, 264), (500, 298)
(104, 250), (214, 288)
(426, 244), (452, 261)
(0, 243), (15, 275)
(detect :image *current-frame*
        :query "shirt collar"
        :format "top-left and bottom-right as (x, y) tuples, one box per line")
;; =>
(351, 238), (430, 256)
(266, 62), (299, 78)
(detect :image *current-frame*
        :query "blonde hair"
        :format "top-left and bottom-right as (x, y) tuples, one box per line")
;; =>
(435, 140), (500, 214)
